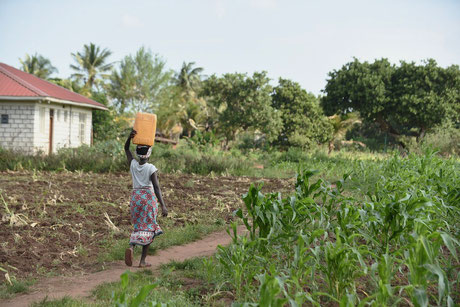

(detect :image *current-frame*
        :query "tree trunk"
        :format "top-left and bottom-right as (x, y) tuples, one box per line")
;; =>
(417, 127), (426, 143)
(375, 115), (407, 149)
(328, 141), (334, 155)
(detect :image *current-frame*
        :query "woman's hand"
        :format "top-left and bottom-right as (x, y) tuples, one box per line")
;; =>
(162, 206), (168, 217)
(129, 129), (137, 139)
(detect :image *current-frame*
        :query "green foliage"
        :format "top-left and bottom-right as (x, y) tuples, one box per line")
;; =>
(19, 53), (57, 79)
(93, 269), (196, 306)
(112, 271), (158, 307)
(209, 152), (460, 305)
(48, 78), (84, 93)
(272, 78), (333, 147)
(175, 61), (204, 95)
(31, 296), (92, 307)
(202, 71), (282, 143)
(90, 91), (123, 142)
(322, 58), (460, 141)
(185, 130), (222, 148)
(0, 142), (255, 175)
(0, 278), (34, 299)
(70, 43), (113, 92)
(109, 47), (173, 113)
(346, 121), (394, 151)
(408, 122), (460, 156)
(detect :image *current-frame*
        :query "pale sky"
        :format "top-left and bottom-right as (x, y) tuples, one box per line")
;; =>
(1, 0), (459, 94)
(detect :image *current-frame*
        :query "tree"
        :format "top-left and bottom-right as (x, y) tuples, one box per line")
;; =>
(172, 62), (209, 137)
(48, 78), (84, 93)
(202, 72), (282, 144)
(109, 47), (173, 113)
(70, 43), (113, 92)
(175, 62), (204, 96)
(19, 53), (57, 79)
(391, 59), (460, 139)
(327, 112), (362, 154)
(90, 91), (117, 142)
(272, 78), (333, 148)
(321, 58), (460, 143)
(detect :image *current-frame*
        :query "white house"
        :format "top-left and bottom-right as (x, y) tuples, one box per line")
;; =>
(0, 62), (107, 154)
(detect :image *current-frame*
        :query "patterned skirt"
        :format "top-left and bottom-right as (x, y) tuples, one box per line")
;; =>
(129, 189), (163, 246)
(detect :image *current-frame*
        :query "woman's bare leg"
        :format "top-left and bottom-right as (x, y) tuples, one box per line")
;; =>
(139, 244), (151, 267)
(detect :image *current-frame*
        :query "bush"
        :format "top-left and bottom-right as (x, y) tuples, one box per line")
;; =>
(0, 141), (254, 175)
(275, 147), (307, 163)
(422, 124), (460, 156)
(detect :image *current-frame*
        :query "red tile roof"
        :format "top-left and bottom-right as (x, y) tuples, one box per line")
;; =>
(0, 63), (107, 110)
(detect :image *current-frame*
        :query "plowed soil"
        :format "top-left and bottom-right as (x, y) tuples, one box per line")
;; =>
(0, 226), (246, 307)
(0, 170), (292, 281)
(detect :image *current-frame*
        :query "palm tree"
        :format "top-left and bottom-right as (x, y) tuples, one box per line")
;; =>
(70, 43), (113, 91)
(175, 62), (204, 96)
(328, 112), (362, 154)
(19, 53), (58, 79)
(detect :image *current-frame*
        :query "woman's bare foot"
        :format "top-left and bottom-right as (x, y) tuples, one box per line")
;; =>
(124, 247), (134, 267)
(138, 262), (152, 268)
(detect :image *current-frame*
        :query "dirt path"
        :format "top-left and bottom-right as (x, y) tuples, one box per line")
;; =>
(1, 227), (244, 307)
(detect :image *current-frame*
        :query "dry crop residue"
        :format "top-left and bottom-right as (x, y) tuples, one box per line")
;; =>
(0, 170), (292, 281)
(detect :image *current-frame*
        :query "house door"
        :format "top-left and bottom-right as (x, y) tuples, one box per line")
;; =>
(49, 109), (54, 155)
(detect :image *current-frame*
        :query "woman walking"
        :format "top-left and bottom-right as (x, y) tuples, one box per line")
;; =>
(124, 129), (168, 267)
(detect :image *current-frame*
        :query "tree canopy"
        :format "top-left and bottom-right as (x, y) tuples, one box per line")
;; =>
(272, 78), (332, 147)
(109, 47), (172, 113)
(202, 72), (282, 143)
(16, 44), (459, 152)
(175, 62), (204, 97)
(321, 58), (460, 140)
(19, 53), (57, 79)
(70, 43), (113, 92)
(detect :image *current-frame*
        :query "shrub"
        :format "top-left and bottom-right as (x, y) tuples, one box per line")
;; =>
(0, 141), (254, 175)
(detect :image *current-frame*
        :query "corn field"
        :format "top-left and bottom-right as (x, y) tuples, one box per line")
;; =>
(209, 149), (460, 306)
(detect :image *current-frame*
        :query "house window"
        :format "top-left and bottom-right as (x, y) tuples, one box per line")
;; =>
(57, 110), (61, 122)
(64, 111), (68, 122)
(39, 108), (46, 133)
(1, 114), (8, 124)
(79, 113), (86, 144)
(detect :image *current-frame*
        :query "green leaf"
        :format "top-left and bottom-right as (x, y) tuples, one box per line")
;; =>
(424, 264), (446, 302)
(129, 284), (157, 307)
(440, 232), (459, 261)
(413, 287), (428, 307)
(120, 271), (130, 289)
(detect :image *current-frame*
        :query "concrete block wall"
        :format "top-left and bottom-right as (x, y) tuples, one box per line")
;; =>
(67, 106), (92, 148)
(1, 101), (94, 154)
(53, 106), (71, 150)
(33, 103), (50, 153)
(0, 102), (35, 154)
(34, 102), (93, 153)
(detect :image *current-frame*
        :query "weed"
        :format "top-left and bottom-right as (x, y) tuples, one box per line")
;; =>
(0, 278), (34, 299)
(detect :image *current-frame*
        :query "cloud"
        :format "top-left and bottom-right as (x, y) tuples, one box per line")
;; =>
(121, 14), (142, 28)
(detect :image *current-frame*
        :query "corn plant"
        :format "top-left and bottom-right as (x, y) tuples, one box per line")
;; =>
(112, 271), (158, 307)
(211, 151), (460, 306)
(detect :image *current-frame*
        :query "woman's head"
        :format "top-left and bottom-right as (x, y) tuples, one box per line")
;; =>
(136, 145), (152, 160)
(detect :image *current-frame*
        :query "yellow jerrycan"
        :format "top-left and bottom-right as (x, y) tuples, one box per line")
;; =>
(132, 112), (157, 146)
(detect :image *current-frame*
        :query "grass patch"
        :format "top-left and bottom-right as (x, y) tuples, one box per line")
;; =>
(97, 222), (227, 264)
(34, 256), (232, 306)
(92, 269), (199, 306)
(0, 278), (35, 299)
(30, 296), (98, 307)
